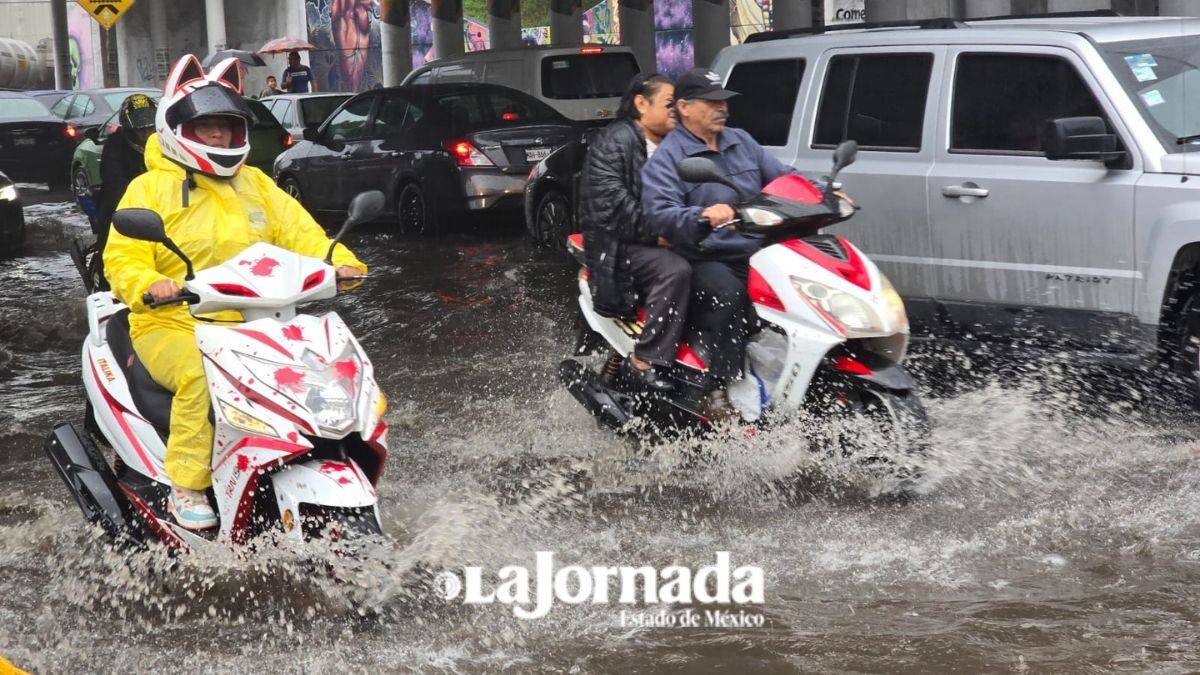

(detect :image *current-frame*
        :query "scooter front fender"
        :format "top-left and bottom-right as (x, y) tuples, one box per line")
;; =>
(270, 458), (378, 538)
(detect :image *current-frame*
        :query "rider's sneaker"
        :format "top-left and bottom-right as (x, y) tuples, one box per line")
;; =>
(167, 486), (217, 530)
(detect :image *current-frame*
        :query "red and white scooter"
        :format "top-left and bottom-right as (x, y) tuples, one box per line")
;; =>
(561, 143), (928, 486)
(46, 192), (390, 550)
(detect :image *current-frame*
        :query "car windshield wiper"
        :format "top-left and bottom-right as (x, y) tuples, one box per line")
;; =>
(1176, 133), (1200, 145)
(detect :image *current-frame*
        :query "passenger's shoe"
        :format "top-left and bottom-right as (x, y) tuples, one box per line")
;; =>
(625, 357), (676, 393)
(167, 486), (217, 530)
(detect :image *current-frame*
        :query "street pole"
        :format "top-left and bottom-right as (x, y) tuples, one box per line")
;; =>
(489, 0), (523, 50)
(381, 0), (413, 84)
(205, 0), (227, 54)
(618, 0), (656, 72)
(432, 0), (466, 59)
(50, 0), (71, 88)
(550, 0), (582, 46)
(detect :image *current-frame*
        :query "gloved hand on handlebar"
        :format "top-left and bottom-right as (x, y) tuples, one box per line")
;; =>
(146, 278), (181, 303)
(336, 264), (365, 291)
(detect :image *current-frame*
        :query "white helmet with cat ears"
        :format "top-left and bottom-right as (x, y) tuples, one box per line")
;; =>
(155, 54), (255, 178)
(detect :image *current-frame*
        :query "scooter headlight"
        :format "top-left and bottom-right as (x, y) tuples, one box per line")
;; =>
(237, 346), (364, 435)
(742, 206), (784, 227)
(218, 399), (278, 437)
(878, 274), (909, 334)
(790, 276), (887, 337)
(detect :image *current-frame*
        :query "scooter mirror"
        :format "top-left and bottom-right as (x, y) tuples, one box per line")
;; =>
(346, 190), (385, 227)
(325, 190), (385, 264)
(111, 208), (168, 243)
(677, 157), (743, 197)
(831, 141), (858, 177)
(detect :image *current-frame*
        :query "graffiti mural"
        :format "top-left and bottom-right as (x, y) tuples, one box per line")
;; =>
(305, 0), (384, 90)
(731, 0), (770, 45)
(583, 0), (619, 45)
(654, 0), (693, 78)
(67, 3), (103, 89)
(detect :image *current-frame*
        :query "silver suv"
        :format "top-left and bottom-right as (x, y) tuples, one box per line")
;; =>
(712, 15), (1200, 386)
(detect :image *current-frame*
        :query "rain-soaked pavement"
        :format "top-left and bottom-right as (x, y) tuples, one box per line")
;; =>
(1, 186), (1198, 672)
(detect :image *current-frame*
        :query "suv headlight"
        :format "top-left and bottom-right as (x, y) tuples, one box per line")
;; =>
(790, 274), (907, 337)
(0, 185), (17, 202)
(742, 206), (783, 227)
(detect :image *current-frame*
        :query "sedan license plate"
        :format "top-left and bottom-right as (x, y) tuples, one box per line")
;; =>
(525, 146), (551, 163)
(13, 136), (35, 147)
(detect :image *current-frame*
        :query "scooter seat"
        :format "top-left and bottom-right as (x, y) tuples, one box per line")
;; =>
(105, 310), (173, 438)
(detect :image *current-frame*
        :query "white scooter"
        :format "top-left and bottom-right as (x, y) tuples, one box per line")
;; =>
(561, 142), (928, 487)
(45, 191), (391, 550)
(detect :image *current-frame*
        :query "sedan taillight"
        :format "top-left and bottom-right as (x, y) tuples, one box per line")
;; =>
(444, 139), (494, 167)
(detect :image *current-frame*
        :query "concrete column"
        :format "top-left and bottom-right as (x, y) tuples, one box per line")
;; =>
(772, 0), (813, 30)
(551, 0), (583, 46)
(489, 0), (523, 49)
(432, 0), (465, 59)
(205, 0), (227, 54)
(50, 0), (70, 89)
(865, 0), (964, 20)
(1159, 0), (1200, 14)
(692, 0), (729, 69)
(964, 0), (1013, 16)
(619, 0), (656, 71)
(149, 0), (170, 84)
(380, 0), (413, 84)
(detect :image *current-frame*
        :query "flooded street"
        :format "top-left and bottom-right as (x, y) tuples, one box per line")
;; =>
(1, 190), (1199, 673)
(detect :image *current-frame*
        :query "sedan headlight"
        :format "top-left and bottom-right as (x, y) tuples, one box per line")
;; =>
(742, 206), (783, 227)
(791, 274), (907, 337)
(0, 185), (17, 202)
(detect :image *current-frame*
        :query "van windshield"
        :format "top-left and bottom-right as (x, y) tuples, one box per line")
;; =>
(541, 53), (639, 100)
(1101, 35), (1200, 153)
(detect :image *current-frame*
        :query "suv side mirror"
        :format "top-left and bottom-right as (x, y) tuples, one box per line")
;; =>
(302, 126), (321, 143)
(1042, 117), (1126, 163)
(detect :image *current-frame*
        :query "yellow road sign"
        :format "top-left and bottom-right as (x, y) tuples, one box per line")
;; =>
(75, 0), (136, 29)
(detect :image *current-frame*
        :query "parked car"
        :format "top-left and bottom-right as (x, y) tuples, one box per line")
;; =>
(45, 87), (160, 138)
(27, 89), (72, 110)
(711, 11), (1200, 391)
(0, 91), (73, 187)
(260, 92), (352, 142)
(274, 83), (580, 233)
(0, 170), (24, 250)
(401, 45), (640, 123)
(70, 96), (290, 210)
(523, 137), (587, 248)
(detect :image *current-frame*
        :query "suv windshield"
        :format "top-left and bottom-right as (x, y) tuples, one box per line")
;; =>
(541, 53), (639, 100)
(1102, 35), (1200, 152)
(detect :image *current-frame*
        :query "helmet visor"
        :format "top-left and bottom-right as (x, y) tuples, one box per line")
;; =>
(164, 84), (254, 130)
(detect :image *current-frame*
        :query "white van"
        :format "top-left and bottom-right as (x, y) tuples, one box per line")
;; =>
(401, 45), (641, 123)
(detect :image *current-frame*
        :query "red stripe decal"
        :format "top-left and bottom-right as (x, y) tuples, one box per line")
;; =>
(117, 483), (184, 549)
(231, 328), (292, 359)
(782, 237), (872, 290)
(206, 357), (315, 434)
(212, 435), (307, 473)
(89, 360), (158, 477)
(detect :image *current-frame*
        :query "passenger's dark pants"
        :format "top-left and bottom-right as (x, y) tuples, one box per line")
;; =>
(688, 259), (753, 379)
(625, 245), (691, 367)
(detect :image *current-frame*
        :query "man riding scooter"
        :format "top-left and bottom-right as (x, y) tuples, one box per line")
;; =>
(103, 54), (366, 530)
(642, 68), (815, 404)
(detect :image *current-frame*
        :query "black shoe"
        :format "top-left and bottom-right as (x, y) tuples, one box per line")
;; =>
(625, 357), (676, 393)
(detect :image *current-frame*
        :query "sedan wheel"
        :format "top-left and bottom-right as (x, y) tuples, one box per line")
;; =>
(536, 190), (573, 253)
(397, 183), (431, 235)
(280, 177), (304, 204)
(71, 165), (90, 200)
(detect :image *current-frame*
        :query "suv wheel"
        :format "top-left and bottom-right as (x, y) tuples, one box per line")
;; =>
(535, 190), (573, 253)
(1166, 273), (1200, 398)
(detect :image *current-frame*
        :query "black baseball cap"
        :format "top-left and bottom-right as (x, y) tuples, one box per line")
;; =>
(674, 68), (739, 102)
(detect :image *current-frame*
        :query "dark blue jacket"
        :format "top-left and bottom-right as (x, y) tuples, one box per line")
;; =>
(642, 125), (798, 261)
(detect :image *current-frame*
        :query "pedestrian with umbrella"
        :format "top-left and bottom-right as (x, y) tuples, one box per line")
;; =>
(258, 37), (320, 94)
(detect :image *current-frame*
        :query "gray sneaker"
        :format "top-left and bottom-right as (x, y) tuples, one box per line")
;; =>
(167, 486), (217, 530)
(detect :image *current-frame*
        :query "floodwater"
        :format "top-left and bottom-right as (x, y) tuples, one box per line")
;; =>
(1, 187), (1198, 673)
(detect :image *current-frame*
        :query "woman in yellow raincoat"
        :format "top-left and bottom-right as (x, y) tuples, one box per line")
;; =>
(103, 55), (366, 530)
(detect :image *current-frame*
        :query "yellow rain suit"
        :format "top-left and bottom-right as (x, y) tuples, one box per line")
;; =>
(103, 135), (366, 490)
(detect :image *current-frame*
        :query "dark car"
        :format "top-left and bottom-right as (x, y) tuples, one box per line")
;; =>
(45, 87), (160, 138)
(260, 93), (352, 142)
(274, 83), (581, 233)
(0, 91), (74, 187)
(0, 170), (25, 250)
(523, 138), (588, 249)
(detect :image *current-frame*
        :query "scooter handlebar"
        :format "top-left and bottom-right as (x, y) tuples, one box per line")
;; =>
(141, 291), (200, 308)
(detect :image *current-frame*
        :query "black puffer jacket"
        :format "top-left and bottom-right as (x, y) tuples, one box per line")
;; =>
(579, 118), (657, 319)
